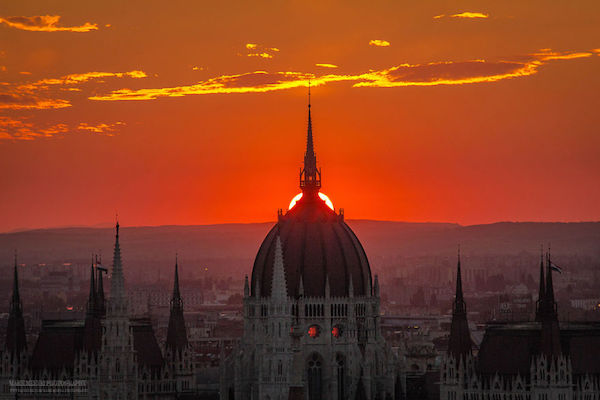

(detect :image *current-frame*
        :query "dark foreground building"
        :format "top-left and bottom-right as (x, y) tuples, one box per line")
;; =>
(0, 223), (195, 399)
(440, 251), (600, 399)
(221, 99), (402, 399)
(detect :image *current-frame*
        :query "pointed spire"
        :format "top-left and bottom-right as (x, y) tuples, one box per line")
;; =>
(536, 245), (545, 322)
(110, 219), (125, 302)
(325, 274), (330, 298)
(86, 257), (96, 316)
(454, 245), (465, 313)
(545, 247), (556, 305)
(244, 275), (250, 298)
(10, 250), (22, 315)
(448, 245), (472, 361)
(166, 255), (188, 354)
(271, 236), (288, 301)
(172, 256), (181, 304)
(6, 251), (27, 356)
(96, 261), (106, 317)
(374, 274), (380, 297)
(299, 83), (321, 193)
(540, 247), (561, 356)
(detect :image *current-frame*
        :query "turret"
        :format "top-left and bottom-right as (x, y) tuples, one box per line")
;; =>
(86, 258), (96, 316)
(539, 250), (561, 357)
(299, 85), (321, 195)
(5, 252), (27, 357)
(111, 220), (125, 303)
(166, 255), (188, 355)
(447, 247), (472, 361)
(83, 258), (102, 353)
(96, 259), (106, 317)
(271, 236), (288, 301)
(535, 246), (545, 322)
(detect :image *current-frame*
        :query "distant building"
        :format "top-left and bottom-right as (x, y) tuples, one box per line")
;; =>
(0, 223), (196, 399)
(440, 251), (600, 399)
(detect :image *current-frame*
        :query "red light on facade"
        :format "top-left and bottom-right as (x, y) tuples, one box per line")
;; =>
(332, 326), (340, 337)
(308, 325), (320, 338)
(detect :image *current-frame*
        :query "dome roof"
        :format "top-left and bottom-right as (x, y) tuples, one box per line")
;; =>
(251, 191), (372, 298)
(251, 96), (372, 298)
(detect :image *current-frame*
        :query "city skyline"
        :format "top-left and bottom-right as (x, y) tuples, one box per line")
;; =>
(1, 1), (599, 232)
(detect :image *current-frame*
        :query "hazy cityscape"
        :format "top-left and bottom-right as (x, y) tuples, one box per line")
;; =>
(1, 221), (598, 398)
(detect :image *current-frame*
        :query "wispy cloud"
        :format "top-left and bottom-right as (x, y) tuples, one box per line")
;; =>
(77, 122), (124, 135)
(0, 117), (125, 140)
(0, 15), (98, 32)
(532, 49), (593, 61)
(315, 63), (338, 68)
(434, 12), (489, 19)
(0, 117), (68, 140)
(89, 49), (593, 102)
(369, 39), (390, 47)
(243, 43), (280, 59)
(0, 70), (146, 110)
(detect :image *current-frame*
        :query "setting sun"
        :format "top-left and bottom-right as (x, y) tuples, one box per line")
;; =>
(288, 192), (334, 211)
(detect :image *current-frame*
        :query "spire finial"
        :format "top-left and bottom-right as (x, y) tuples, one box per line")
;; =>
(454, 245), (465, 311)
(299, 83), (321, 193)
(7, 248), (27, 355)
(172, 254), (182, 306)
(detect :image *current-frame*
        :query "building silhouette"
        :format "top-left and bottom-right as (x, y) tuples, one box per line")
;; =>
(221, 97), (401, 400)
(0, 223), (195, 399)
(440, 250), (600, 399)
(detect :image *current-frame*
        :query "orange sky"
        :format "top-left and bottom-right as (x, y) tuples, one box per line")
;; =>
(0, 1), (599, 231)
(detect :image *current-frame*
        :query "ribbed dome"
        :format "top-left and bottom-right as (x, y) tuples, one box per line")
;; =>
(251, 192), (372, 298)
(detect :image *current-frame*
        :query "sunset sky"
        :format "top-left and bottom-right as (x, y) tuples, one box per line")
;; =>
(1, 1), (599, 231)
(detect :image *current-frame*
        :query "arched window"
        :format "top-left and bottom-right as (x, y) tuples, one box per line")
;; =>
(336, 354), (345, 400)
(307, 353), (323, 400)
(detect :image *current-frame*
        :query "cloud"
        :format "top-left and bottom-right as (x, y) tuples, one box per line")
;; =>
(0, 70), (146, 110)
(0, 95), (71, 110)
(0, 15), (98, 32)
(88, 49), (593, 102)
(532, 49), (593, 61)
(0, 116), (68, 140)
(0, 117), (124, 140)
(316, 63), (339, 68)
(435, 12), (489, 19)
(369, 40), (390, 47)
(243, 43), (280, 59)
(77, 122), (124, 135)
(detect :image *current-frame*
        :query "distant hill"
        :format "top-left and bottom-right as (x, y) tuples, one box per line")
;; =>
(0, 221), (598, 277)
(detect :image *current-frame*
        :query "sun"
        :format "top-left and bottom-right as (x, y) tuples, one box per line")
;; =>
(288, 192), (334, 211)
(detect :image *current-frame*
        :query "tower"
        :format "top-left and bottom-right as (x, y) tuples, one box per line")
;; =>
(2, 252), (28, 383)
(538, 250), (561, 357)
(299, 87), (321, 195)
(224, 93), (398, 400)
(447, 247), (472, 362)
(165, 255), (194, 394)
(440, 248), (474, 400)
(98, 220), (137, 399)
(83, 259), (102, 353)
(97, 256), (106, 317)
(5, 253), (27, 359)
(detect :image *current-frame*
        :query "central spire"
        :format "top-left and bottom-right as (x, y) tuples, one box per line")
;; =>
(299, 83), (321, 194)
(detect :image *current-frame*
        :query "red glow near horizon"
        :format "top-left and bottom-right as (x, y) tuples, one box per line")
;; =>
(0, 3), (598, 232)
